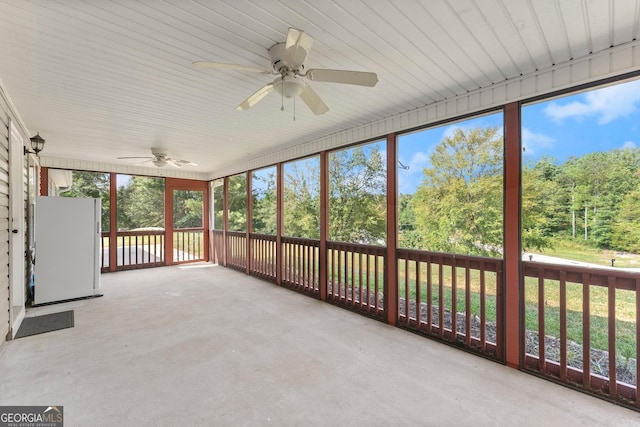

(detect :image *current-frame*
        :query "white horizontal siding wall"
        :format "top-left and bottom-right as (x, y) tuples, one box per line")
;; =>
(0, 81), (30, 343)
(0, 90), (10, 343)
(209, 41), (640, 179)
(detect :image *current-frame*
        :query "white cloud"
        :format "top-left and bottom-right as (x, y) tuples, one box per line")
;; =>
(521, 128), (554, 156)
(442, 122), (504, 141)
(544, 80), (640, 124)
(622, 140), (637, 149)
(442, 123), (471, 139)
(407, 151), (429, 173)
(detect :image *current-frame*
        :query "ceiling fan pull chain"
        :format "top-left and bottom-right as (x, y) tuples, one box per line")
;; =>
(293, 97), (296, 121)
(281, 76), (285, 111)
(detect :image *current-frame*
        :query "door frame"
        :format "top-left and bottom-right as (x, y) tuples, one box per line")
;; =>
(8, 119), (25, 338)
(165, 178), (209, 265)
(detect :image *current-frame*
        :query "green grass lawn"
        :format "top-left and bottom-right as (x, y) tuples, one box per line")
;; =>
(533, 238), (640, 268)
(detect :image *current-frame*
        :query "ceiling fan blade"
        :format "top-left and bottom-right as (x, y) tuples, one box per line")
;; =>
(134, 159), (154, 166)
(284, 28), (313, 68)
(172, 159), (198, 167)
(299, 84), (329, 115)
(305, 69), (378, 87)
(117, 156), (153, 160)
(193, 61), (270, 74)
(236, 83), (275, 111)
(167, 159), (183, 168)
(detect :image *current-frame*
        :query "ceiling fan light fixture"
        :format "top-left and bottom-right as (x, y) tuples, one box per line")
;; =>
(273, 74), (304, 98)
(195, 28), (377, 115)
(153, 159), (167, 167)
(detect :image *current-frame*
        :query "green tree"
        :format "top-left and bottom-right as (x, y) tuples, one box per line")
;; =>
(521, 166), (555, 251)
(561, 149), (640, 247)
(118, 176), (165, 230)
(284, 159), (320, 239)
(252, 169), (277, 234)
(60, 171), (110, 231)
(211, 180), (224, 230)
(398, 193), (423, 248)
(611, 187), (640, 252)
(412, 127), (502, 256)
(173, 190), (203, 229)
(329, 144), (386, 244)
(530, 156), (571, 236)
(227, 173), (247, 231)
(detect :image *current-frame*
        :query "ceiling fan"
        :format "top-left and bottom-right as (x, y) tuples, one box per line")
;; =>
(193, 28), (378, 115)
(117, 148), (197, 168)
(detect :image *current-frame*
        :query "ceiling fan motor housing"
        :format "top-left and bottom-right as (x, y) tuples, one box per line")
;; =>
(269, 42), (308, 73)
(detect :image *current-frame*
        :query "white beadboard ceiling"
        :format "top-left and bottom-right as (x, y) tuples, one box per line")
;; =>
(1, 0), (640, 180)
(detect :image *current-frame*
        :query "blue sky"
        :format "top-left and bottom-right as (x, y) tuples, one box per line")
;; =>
(398, 112), (503, 194)
(241, 78), (640, 197)
(397, 78), (640, 194)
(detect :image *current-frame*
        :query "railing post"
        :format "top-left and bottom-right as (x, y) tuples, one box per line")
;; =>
(276, 163), (283, 285)
(203, 181), (210, 262)
(504, 101), (522, 368)
(109, 172), (117, 272)
(223, 176), (229, 267)
(246, 171), (252, 275)
(164, 180), (174, 265)
(385, 133), (398, 325)
(319, 151), (328, 301)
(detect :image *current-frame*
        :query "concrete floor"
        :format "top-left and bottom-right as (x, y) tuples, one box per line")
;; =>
(1, 264), (638, 427)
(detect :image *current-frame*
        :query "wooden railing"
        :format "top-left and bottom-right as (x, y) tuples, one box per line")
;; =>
(249, 233), (277, 282)
(226, 231), (247, 272)
(210, 229), (225, 265)
(281, 236), (320, 296)
(173, 227), (205, 263)
(115, 230), (165, 270)
(326, 241), (386, 320)
(396, 249), (503, 360)
(214, 229), (640, 407)
(522, 261), (640, 406)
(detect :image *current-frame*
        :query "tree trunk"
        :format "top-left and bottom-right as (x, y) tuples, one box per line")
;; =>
(571, 183), (576, 238)
(584, 206), (588, 240)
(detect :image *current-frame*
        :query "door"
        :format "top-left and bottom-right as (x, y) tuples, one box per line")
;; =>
(8, 120), (25, 337)
(165, 178), (208, 264)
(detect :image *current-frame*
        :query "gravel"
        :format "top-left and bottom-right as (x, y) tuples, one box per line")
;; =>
(334, 286), (636, 386)
(398, 298), (636, 386)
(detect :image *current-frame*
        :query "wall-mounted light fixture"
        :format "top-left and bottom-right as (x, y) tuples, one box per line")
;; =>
(24, 132), (46, 156)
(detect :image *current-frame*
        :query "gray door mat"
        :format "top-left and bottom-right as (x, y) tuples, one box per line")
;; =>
(15, 310), (74, 338)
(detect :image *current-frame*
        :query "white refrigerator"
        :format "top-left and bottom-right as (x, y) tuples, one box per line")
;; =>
(34, 196), (102, 304)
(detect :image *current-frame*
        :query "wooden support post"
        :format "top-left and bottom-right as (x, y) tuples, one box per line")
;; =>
(385, 133), (398, 325)
(276, 162), (283, 285)
(246, 171), (252, 275)
(203, 180), (210, 262)
(223, 176), (229, 267)
(164, 179), (173, 265)
(504, 101), (522, 368)
(109, 172), (117, 272)
(39, 166), (48, 196)
(319, 151), (328, 301)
